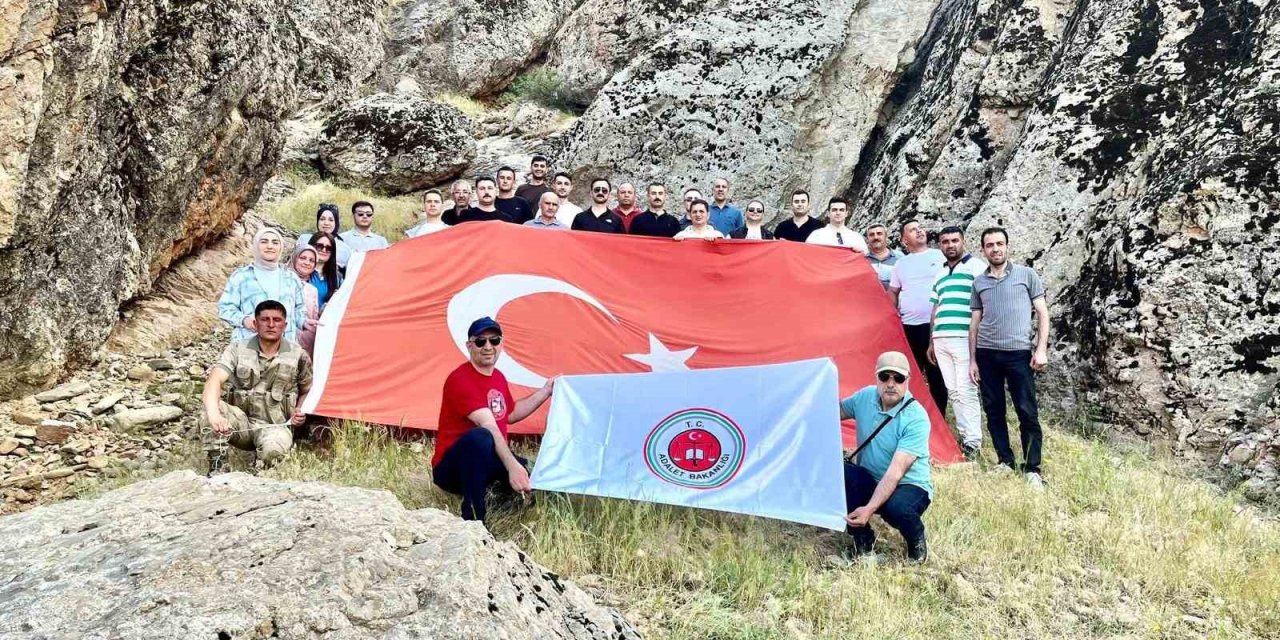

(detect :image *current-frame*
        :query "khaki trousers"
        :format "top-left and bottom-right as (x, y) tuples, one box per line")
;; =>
(200, 401), (294, 465)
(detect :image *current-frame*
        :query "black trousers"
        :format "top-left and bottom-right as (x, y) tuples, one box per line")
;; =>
(975, 348), (1043, 473)
(844, 463), (930, 547)
(903, 323), (948, 414)
(432, 427), (528, 522)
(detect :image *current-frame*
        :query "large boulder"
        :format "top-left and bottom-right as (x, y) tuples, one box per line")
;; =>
(318, 93), (477, 194)
(382, 0), (579, 97)
(0, 471), (640, 639)
(552, 0), (942, 222)
(544, 0), (724, 96)
(848, 0), (1280, 490)
(0, 0), (388, 400)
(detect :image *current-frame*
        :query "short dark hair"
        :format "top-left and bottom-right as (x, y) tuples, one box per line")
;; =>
(899, 218), (920, 234)
(939, 225), (964, 239)
(791, 189), (809, 200)
(423, 189), (443, 201)
(496, 166), (517, 178)
(828, 196), (849, 210)
(531, 155), (549, 166)
(647, 182), (666, 191)
(254, 299), (287, 319)
(554, 172), (573, 183)
(475, 176), (496, 188)
(688, 198), (710, 213)
(592, 177), (611, 190)
(981, 227), (1008, 245)
(352, 201), (374, 214)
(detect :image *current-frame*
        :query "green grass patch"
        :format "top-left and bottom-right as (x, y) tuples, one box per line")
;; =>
(264, 172), (422, 239)
(500, 67), (593, 115)
(259, 422), (1280, 640)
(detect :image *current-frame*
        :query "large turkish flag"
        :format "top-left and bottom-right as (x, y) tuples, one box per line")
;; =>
(301, 222), (961, 464)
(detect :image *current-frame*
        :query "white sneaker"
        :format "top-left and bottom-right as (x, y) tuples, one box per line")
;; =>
(1025, 472), (1045, 490)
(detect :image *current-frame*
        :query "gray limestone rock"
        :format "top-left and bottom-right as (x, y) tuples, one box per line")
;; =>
(553, 0), (942, 224)
(0, 471), (639, 639)
(0, 0), (389, 400)
(318, 93), (477, 194)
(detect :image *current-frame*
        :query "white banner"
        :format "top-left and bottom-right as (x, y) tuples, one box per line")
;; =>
(530, 359), (847, 530)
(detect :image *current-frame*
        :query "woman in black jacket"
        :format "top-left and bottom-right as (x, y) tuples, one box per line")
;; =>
(729, 200), (775, 240)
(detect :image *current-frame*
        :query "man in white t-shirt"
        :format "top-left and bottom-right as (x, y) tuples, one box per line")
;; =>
(406, 189), (449, 238)
(552, 172), (581, 226)
(805, 197), (868, 253)
(672, 199), (724, 241)
(889, 219), (947, 413)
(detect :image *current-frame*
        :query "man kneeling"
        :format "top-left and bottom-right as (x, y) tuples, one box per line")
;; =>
(200, 300), (311, 474)
(840, 351), (934, 563)
(433, 317), (554, 523)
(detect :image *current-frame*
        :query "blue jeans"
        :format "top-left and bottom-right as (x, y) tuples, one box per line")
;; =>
(975, 348), (1043, 473)
(844, 463), (930, 548)
(432, 427), (528, 522)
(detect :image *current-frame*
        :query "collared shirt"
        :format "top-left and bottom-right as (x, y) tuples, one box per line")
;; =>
(839, 386), (933, 497)
(213, 337), (313, 425)
(971, 264), (1046, 351)
(523, 218), (568, 229)
(805, 226), (869, 253)
(673, 225), (725, 240)
(890, 248), (946, 325)
(629, 210), (683, 238)
(930, 254), (988, 339)
(217, 264), (306, 341)
(773, 216), (824, 242)
(338, 229), (390, 252)
(572, 208), (625, 234)
(708, 202), (745, 235)
(495, 196), (534, 224)
(866, 249), (905, 291)
(405, 220), (449, 238)
(612, 206), (644, 232)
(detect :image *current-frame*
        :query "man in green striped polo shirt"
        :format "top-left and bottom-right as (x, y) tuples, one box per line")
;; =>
(927, 226), (987, 460)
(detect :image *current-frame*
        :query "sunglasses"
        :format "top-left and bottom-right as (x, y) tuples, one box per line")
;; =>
(354, 212), (374, 217)
(747, 207), (763, 213)
(877, 371), (907, 384)
(314, 244), (333, 252)
(471, 336), (503, 348)
(592, 187), (610, 193)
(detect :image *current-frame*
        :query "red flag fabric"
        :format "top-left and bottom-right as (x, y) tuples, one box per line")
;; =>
(302, 222), (962, 464)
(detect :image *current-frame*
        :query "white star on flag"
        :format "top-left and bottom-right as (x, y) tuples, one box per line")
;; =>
(624, 334), (698, 372)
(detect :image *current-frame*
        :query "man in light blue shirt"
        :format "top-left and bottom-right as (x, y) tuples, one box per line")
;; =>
(708, 177), (745, 236)
(522, 192), (569, 229)
(838, 351), (933, 562)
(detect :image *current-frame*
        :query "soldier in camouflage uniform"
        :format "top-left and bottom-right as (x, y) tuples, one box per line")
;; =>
(200, 300), (312, 474)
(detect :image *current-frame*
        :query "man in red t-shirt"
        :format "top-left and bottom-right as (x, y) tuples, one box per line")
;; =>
(432, 316), (554, 522)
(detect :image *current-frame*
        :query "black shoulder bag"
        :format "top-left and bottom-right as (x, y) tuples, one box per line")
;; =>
(844, 398), (916, 464)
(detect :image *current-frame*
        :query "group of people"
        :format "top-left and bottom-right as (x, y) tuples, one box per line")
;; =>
(206, 156), (1052, 564)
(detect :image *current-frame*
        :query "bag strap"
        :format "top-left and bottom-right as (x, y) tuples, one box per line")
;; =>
(845, 398), (916, 463)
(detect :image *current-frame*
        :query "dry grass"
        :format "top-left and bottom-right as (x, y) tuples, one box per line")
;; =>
(263, 172), (423, 239)
(263, 421), (1280, 640)
(436, 92), (492, 119)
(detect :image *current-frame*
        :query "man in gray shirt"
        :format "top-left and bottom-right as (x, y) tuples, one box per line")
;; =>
(968, 227), (1049, 488)
(339, 201), (390, 253)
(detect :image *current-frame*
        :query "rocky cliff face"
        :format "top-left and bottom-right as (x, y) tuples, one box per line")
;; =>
(0, 471), (639, 638)
(0, 0), (387, 398)
(847, 0), (1279, 494)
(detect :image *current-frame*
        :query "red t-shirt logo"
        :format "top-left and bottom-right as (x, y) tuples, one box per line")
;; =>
(487, 388), (507, 420)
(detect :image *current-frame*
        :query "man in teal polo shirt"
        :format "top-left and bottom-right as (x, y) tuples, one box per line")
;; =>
(839, 351), (934, 563)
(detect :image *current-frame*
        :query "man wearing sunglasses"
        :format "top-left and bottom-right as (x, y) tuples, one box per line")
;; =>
(433, 317), (555, 523)
(339, 201), (389, 252)
(571, 178), (625, 233)
(838, 351), (934, 563)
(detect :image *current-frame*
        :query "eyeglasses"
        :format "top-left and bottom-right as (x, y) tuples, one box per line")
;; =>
(877, 371), (907, 384)
(592, 187), (610, 193)
(314, 244), (333, 252)
(471, 336), (503, 348)
(747, 207), (763, 213)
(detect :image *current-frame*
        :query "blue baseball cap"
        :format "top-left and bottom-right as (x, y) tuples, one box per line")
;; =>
(467, 316), (503, 338)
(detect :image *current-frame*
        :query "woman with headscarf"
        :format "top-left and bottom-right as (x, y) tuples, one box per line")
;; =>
(306, 232), (343, 309)
(729, 200), (775, 240)
(298, 203), (353, 271)
(288, 244), (322, 354)
(217, 227), (306, 342)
